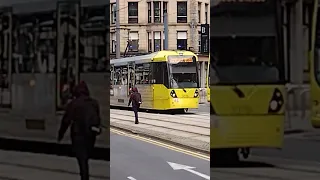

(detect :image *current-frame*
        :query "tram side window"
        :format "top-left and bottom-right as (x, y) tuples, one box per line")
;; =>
(80, 6), (108, 73)
(151, 62), (169, 88)
(12, 13), (56, 74)
(135, 63), (151, 84)
(113, 66), (128, 85)
(80, 31), (107, 72)
(110, 66), (114, 86)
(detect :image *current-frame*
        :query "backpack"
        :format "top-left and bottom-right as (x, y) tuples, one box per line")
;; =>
(132, 92), (142, 106)
(84, 98), (102, 136)
(136, 93), (142, 104)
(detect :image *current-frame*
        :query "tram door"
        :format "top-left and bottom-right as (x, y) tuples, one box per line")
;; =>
(128, 63), (135, 96)
(56, 0), (80, 110)
(0, 7), (12, 108)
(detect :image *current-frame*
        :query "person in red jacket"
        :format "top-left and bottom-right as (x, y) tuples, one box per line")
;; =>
(128, 87), (142, 124)
(58, 81), (101, 180)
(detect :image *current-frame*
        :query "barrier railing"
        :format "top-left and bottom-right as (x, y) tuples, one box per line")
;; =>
(199, 88), (208, 104)
(285, 84), (310, 130)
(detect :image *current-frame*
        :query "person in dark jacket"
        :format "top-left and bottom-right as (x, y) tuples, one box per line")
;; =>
(128, 87), (141, 124)
(58, 81), (101, 180)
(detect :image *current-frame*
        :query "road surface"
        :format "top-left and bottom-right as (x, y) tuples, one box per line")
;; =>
(211, 131), (320, 179)
(110, 129), (210, 180)
(0, 149), (109, 180)
(253, 131), (320, 162)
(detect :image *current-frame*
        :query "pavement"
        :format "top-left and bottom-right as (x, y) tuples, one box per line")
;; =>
(110, 104), (210, 153)
(284, 111), (313, 134)
(110, 130), (210, 180)
(0, 149), (109, 180)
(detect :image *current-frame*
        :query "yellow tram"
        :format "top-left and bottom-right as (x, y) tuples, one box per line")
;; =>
(310, 0), (320, 128)
(211, 0), (286, 164)
(110, 50), (200, 113)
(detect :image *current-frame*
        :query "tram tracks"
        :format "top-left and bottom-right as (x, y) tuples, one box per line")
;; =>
(110, 110), (210, 129)
(111, 117), (209, 136)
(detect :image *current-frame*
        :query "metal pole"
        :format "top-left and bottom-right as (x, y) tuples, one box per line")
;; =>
(116, 0), (121, 58)
(164, 12), (168, 50)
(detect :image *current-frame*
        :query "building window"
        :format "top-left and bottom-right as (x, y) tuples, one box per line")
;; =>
(163, 2), (168, 22)
(148, 2), (152, 23)
(111, 3), (116, 24)
(153, 1), (161, 23)
(205, 3), (208, 24)
(198, 2), (201, 23)
(112, 32), (116, 53)
(177, 1), (187, 23)
(148, 32), (152, 52)
(177, 31), (187, 50)
(154, 31), (161, 52)
(129, 32), (139, 51)
(128, 2), (138, 23)
(198, 31), (201, 52)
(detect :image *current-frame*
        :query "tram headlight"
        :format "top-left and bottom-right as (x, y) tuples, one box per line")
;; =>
(194, 89), (199, 98)
(268, 88), (284, 113)
(170, 90), (177, 98)
(269, 100), (278, 111)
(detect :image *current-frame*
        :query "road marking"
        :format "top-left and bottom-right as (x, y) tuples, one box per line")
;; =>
(127, 176), (137, 180)
(167, 161), (210, 180)
(111, 128), (210, 161)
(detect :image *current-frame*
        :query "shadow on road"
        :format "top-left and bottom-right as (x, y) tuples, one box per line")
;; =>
(0, 137), (109, 161)
(211, 160), (275, 168)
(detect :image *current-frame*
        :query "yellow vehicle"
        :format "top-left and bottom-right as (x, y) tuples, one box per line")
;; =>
(211, 0), (286, 163)
(311, 0), (320, 128)
(206, 59), (210, 102)
(110, 50), (200, 113)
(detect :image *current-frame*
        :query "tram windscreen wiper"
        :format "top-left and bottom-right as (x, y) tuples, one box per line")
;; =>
(181, 86), (187, 93)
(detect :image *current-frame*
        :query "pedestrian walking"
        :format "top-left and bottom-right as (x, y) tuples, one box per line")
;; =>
(128, 87), (142, 124)
(57, 81), (101, 180)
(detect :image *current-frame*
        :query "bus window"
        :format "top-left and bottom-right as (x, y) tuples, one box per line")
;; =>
(212, 36), (280, 84)
(80, 6), (108, 73)
(315, 8), (320, 84)
(135, 63), (151, 84)
(120, 66), (128, 85)
(151, 62), (169, 87)
(0, 10), (11, 107)
(12, 14), (36, 73)
(167, 55), (199, 88)
(114, 66), (123, 85)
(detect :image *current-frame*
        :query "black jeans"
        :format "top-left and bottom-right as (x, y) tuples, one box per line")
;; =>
(132, 107), (139, 123)
(72, 136), (96, 180)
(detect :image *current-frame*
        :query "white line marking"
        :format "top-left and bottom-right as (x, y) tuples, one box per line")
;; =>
(168, 161), (210, 179)
(127, 176), (137, 180)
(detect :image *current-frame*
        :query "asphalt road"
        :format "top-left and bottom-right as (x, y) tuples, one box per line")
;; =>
(0, 149), (109, 180)
(110, 131), (210, 180)
(252, 131), (320, 162)
(210, 131), (320, 180)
